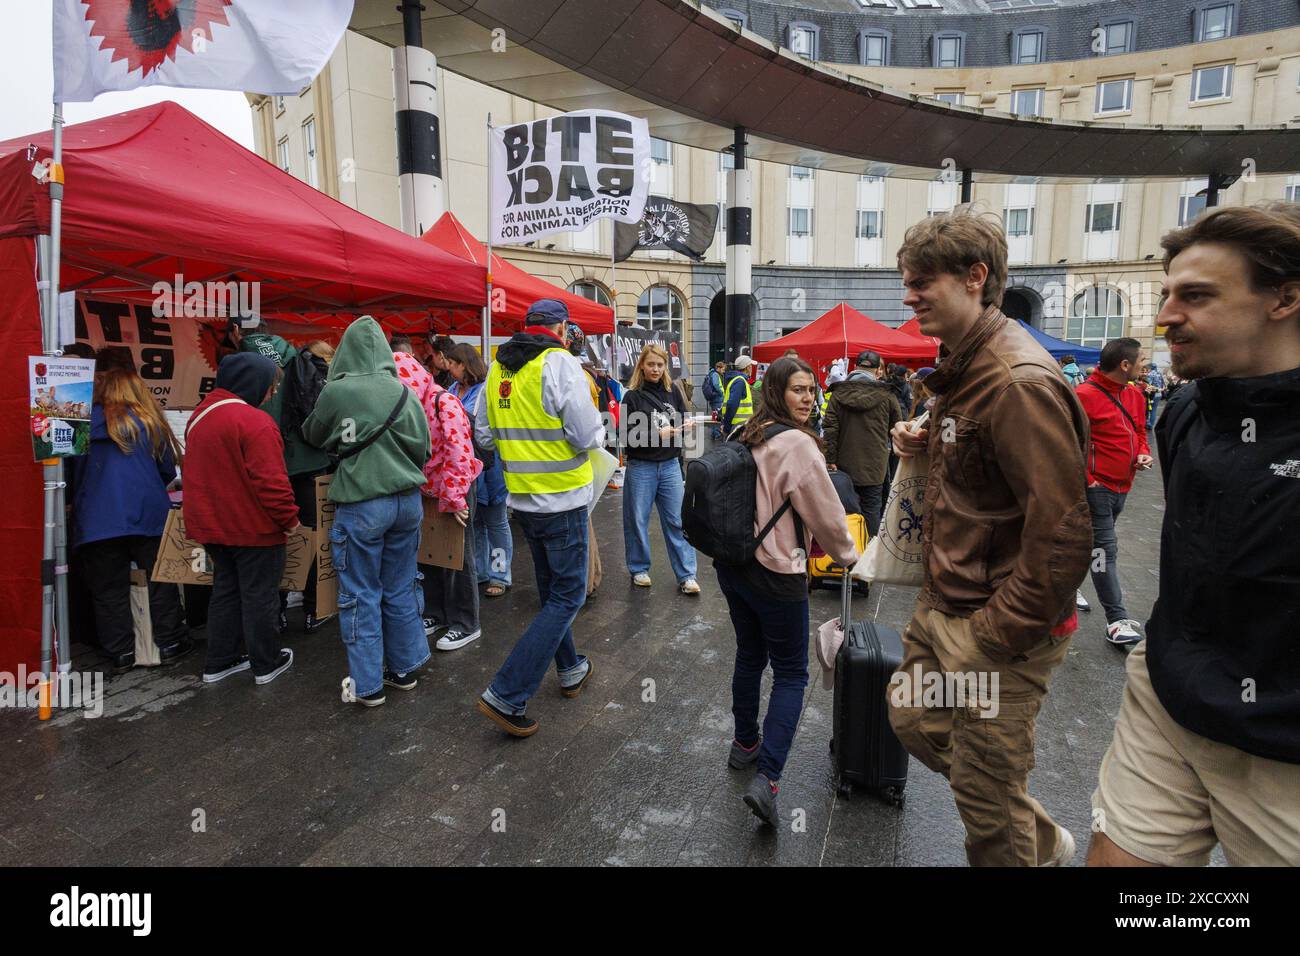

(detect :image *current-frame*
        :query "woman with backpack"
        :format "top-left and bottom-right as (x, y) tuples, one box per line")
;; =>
(620, 343), (700, 595)
(447, 342), (513, 598)
(68, 360), (193, 672)
(716, 356), (861, 826)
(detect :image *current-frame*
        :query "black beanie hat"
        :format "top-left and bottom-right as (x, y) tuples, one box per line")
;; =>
(215, 352), (278, 406)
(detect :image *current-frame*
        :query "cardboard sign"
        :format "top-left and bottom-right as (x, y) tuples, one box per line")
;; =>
(151, 509), (313, 590)
(418, 496), (465, 570)
(314, 475), (338, 617)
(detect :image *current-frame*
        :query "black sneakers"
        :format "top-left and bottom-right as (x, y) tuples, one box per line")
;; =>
(202, 655), (251, 684)
(383, 670), (418, 691)
(158, 636), (195, 664)
(559, 659), (593, 698)
(254, 649), (294, 686)
(476, 697), (539, 737)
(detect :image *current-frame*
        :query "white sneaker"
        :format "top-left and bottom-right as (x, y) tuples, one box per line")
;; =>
(285, 591), (304, 609)
(679, 578), (701, 595)
(436, 628), (481, 651)
(1040, 825), (1076, 867)
(631, 573), (652, 587)
(341, 676), (385, 707)
(1106, 619), (1143, 645)
(1075, 590), (1091, 612)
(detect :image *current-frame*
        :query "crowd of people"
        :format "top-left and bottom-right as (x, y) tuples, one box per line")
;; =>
(62, 199), (1298, 868)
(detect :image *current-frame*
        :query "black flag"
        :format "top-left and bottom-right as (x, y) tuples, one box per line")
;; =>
(615, 197), (720, 262)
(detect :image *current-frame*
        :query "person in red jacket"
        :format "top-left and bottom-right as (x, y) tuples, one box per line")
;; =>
(184, 353), (301, 685)
(1075, 337), (1153, 646)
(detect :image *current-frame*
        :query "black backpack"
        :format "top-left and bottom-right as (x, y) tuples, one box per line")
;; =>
(682, 424), (803, 565)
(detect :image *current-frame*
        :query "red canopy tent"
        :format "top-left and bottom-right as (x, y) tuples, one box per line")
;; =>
(0, 103), (490, 675)
(898, 316), (942, 359)
(753, 304), (938, 379)
(420, 212), (614, 335)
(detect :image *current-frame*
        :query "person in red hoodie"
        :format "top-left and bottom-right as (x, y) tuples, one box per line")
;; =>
(184, 353), (301, 685)
(1075, 337), (1153, 646)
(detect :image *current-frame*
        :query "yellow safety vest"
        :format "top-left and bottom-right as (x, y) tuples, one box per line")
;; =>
(486, 348), (594, 495)
(723, 375), (754, 427)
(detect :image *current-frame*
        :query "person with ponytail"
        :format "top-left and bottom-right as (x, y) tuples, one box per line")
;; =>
(68, 359), (193, 672)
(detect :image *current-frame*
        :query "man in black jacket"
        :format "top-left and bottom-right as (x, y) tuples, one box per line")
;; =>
(1088, 202), (1300, 867)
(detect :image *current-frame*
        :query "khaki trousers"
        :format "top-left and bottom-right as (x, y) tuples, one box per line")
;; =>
(888, 602), (1072, 866)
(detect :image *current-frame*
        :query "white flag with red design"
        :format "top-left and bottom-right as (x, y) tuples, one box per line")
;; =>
(54, 0), (353, 104)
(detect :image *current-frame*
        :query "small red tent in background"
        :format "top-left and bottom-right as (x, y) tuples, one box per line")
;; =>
(0, 103), (492, 676)
(421, 212), (614, 335)
(898, 316), (942, 357)
(753, 304), (937, 380)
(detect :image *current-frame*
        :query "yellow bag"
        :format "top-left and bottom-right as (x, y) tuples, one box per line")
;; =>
(809, 512), (869, 588)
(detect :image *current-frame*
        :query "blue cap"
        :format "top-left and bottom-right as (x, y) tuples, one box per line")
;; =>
(525, 298), (570, 327)
(915, 366), (936, 380)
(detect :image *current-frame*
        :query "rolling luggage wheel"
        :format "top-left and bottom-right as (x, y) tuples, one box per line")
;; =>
(885, 787), (905, 809)
(837, 780), (853, 799)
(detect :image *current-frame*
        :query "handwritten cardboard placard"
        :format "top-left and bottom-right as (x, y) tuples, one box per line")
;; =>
(315, 475), (338, 618)
(418, 495), (465, 570)
(151, 509), (313, 590)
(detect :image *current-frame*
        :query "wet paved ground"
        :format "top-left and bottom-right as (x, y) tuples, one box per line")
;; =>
(0, 440), (1169, 867)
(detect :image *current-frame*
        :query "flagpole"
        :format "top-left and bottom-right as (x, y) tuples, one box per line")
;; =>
(482, 113), (493, 362)
(37, 101), (69, 719)
(609, 217), (617, 327)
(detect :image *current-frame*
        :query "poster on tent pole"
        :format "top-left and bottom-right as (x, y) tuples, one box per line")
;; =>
(584, 327), (687, 384)
(489, 110), (651, 246)
(29, 356), (95, 460)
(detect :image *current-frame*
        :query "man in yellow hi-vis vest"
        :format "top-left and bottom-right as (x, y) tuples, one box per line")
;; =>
(719, 354), (755, 437)
(473, 299), (606, 737)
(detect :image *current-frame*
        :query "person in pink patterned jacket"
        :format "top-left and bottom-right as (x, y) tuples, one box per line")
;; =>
(392, 339), (485, 652)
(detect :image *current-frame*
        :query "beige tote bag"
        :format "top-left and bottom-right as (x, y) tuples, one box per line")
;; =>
(853, 412), (929, 587)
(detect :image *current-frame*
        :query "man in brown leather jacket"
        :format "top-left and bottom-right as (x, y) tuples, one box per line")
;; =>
(887, 207), (1092, 867)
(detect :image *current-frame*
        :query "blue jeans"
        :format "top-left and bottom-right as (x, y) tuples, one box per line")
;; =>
(474, 499), (513, 587)
(716, 562), (810, 782)
(1087, 485), (1129, 624)
(330, 490), (431, 697)
(622, 457), (698, 583)
(483, 507), (590, 714)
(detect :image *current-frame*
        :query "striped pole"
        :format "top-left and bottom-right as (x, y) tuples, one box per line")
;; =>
(724, 127), (752, 363)
(395, 1), (444, 236)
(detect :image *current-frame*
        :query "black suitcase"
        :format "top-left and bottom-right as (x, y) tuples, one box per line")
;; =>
(830, 571), (909, 806)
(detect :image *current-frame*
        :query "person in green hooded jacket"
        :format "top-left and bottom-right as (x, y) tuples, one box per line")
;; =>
(302, 316), (433, 707)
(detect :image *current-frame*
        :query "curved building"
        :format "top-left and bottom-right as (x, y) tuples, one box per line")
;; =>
(251, 1), (1300, 376)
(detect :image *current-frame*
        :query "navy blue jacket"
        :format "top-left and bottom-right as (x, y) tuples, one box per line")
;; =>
(67, 406), (177, 548)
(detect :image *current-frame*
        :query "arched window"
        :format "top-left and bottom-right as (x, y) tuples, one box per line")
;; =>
(567, 280), (612, 307)
(637, 285), (685, 336)
(1068, 287), (1126, 349)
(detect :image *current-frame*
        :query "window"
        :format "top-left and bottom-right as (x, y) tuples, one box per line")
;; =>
(788, 23), (819, 61)
(1095, 77), (1133, 114)
(934, 33), (964, 69)
(934, 91), (964, 106)
(856, 210), (882, 239)
(857, 0), (896, 8)
(1097, 19), (1134, 55)
(276, 137), (290, 173)
(1086, 200), (1122, 233)
(1287, 176), (1300, 203)
(636, 286), (684, 336)
(902, 0), (943, 7)
(1068, 288), (1126, 349)
(1005, 207), (1034, 237)
(718, 8), (746, 30)
(1192, 64), (1233, 102)
(651, 138), (672, 165)
(860, 174), (883, 184)
(790, 165), (814, 181)
(860, 31), (891, 67)
(1011, 88), (1044, 116)
(1195, 3), (1236, 42)
(302, 118), (318, 189)
(719, 151), (735, 171)
(568, 281), (612, 307)
(1178, 193), (1207, 225)
(788, 208), (813, 236)
(274, 95), (285, 114)
(1012, 29), (1045, 65)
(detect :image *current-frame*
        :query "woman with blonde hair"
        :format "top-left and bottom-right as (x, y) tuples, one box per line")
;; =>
(620, 343), (700, 594)
(67, 358), (193, 672)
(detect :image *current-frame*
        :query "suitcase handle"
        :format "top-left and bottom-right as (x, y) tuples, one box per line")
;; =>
(841, 568), (852, 630)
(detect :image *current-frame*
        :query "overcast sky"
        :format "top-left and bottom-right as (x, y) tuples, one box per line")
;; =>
(0, 1), (255, 146)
